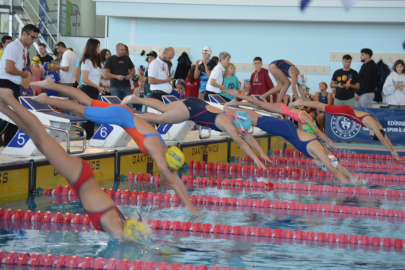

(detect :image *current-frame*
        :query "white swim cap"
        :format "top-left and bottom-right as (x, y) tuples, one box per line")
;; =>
(320, 155), (338, 172)
(297, 74), (308, 85)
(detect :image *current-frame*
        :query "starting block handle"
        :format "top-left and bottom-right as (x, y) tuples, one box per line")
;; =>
(44, 125), (86, 154)
(199, 125), (211, 140)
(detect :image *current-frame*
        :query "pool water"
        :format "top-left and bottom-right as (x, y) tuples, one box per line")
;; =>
(1, 151), (405, 269)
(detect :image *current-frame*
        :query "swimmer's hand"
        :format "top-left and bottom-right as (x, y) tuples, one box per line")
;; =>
(30, 78), (55, 89)
(392, 152), (401, 161)
(261, 154), (272, 164)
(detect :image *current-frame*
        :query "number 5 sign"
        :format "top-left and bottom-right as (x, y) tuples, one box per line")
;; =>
(8, 129), (30, 148)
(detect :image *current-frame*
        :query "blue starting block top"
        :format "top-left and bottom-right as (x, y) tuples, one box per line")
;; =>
(208, 94), (227, 105)
(163, 95), (179, 104)
(19, 97), (86, 122)
(251, 95), (265, 101)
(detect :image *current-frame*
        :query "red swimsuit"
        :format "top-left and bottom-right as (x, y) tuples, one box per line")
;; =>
(324, 105), (375, 127)
(69, 160), (124, 231)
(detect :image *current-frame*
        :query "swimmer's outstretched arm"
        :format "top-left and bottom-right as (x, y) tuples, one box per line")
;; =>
(312, 157), (351, 185)
(241, 132), (272, 164)
(146, 144), (201, 216)
(220, 124), (267, 170)
(366, 119), (400, 161)
(290, 100), (326, 111)
(30, 79), (93, 106)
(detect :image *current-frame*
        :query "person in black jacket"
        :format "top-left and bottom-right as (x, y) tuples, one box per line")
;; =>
(356, 48), (377, 108)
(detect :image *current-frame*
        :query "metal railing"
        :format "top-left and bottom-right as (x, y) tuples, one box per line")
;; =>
(15, 0), (72, 55)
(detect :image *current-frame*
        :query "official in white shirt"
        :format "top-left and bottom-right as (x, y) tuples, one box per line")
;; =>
(205, 52), (232, 101)
(148, 47), (176, 100)
(55, 41), (77, 87)
(0, 24), (39, 146)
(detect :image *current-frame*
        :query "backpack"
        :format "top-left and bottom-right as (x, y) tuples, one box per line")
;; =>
(374, 60), (391, 103)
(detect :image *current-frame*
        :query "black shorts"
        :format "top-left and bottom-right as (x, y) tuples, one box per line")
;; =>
(0, 79), (20, 99)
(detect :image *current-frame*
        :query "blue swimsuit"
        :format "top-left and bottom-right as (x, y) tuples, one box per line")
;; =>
(182, 97), (232, 132)
(256, 116), (322, 158)
(270, 60), (299, 78)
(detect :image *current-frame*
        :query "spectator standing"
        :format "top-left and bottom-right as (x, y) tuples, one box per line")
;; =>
(356, 48), (377, 108)
(144, 51), (157, 97)
(383, 59), (405, 109)
(0, 35), (12, 62)
(55, 42), (77, 88)
(186, 65), (200, 98)
(331, 54), (360, 107)
(194, 46), (215, 100)
(249, 57), (274, 101)
(205, 51), (231, 101)
(104, 43), (135, 102)
(100, 49), (111, 93)
(148, 47), (176, 100)
(37, 43), (53, 64)
(221, 63), (240, 101)
(0, 24), (38, 145)
(80, 38), (105, 139)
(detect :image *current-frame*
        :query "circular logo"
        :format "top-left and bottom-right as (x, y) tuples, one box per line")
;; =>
(337, 76), (342, 81)
(330, 115), (361, 139)
(342, 75), (347, 81)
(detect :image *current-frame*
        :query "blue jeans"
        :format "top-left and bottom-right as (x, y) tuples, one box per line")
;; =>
(110, 86), (132, 108)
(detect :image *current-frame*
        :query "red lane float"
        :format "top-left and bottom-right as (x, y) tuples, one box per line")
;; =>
(0, 251), (237, 270)
(1, 216), (403, 254)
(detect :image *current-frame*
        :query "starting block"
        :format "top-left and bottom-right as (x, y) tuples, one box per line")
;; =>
(0, 97), (86, 156)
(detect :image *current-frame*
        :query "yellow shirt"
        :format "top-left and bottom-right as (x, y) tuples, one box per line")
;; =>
(0, 49), (4, 62)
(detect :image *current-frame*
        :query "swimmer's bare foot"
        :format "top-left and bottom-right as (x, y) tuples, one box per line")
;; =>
(32, 93), (49, 104)
(121, 94), (140, 105)
(30, 78), (54, 89)
(289, 99), (304, 108)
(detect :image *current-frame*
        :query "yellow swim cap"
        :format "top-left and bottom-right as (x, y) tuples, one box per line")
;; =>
(123, 219), (151, 242)
(165, 146), (185, 171)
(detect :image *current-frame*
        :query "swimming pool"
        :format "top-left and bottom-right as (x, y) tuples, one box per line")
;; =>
(1, 149), (405, 269)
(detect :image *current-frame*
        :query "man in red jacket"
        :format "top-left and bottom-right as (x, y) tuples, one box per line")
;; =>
(249, 57), (275, 102)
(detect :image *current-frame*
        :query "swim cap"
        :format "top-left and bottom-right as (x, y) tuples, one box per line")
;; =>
(165, 146), (185, 171)
(202, 46), (212, 55)
(246, 79), (251, 83)
(297, 74), (308, 85)
(32, 56), (40, 65)
(138, 65), (145, 71)
(132, 74), (140, 82)
(303, 122), (317, 135)
(320, 155), (338, 172)
(234, 111), (252, 131)
(175, 79), (185, 87)
(124, 219), (151, 242)
(43, 62), (52, 71)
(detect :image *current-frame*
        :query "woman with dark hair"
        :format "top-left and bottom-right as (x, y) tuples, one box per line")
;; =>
(383, 59), (405, 109)
(80, 38), (105, 138)
(100, 49), (111, 93)
(186, 65), (199, 98)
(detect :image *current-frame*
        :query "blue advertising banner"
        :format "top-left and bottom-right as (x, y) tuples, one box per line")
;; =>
(325, 107), (405, 145)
